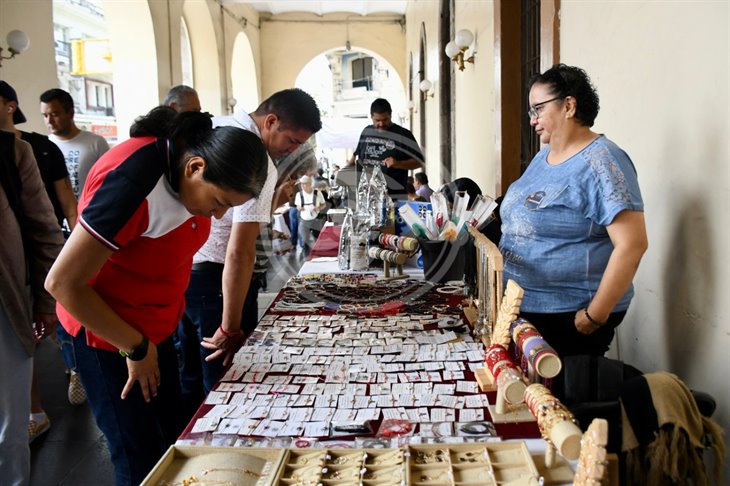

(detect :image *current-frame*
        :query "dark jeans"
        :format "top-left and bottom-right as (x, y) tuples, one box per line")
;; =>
(177, 268), (261, 403)
(519, 310), (626, 357)
(57, 326), (182, 486)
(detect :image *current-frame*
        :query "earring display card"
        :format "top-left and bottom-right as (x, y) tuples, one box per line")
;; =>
(183, 274), (519, 447)
(487, 403), (537, 424)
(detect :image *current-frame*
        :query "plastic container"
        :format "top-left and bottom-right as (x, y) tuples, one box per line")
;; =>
(418, 235), (470, 283)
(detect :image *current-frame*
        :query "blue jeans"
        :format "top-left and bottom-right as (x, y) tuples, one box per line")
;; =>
(288, 206), (301, 247)
(178, 268), (261, 399)
(57, 326), (183, 486)
(0, 305), (32, 486)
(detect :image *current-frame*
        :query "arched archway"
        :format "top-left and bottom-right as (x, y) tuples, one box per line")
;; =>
(231, 32), (259, 113)
(259, 15), (405, 98)
(294, 47), (409, 172)
(296, 46), (408, 120)
(183, 0), (221, 114)
(181, 17), (194, 87)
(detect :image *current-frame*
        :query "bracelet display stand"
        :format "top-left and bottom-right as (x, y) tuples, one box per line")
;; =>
(474, 367), (497, 392)
(477, 366), (535, 424)
(485, 345), (527, 412)
(574, 418), (611, 485)
(382, 259), (406, 279)
(524, 384), (582, 463)
(510, 318), (562, 379)
(466, 227), (504, 345)
(486, 402), (537, 425)
(371, 233), (418, 280)
(532, 452), (575, 485)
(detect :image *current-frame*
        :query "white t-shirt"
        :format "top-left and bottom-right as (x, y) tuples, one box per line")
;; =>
(295, 189), (325, 221)
(49, 130), (110, 199)
(193, 111), (276, 263)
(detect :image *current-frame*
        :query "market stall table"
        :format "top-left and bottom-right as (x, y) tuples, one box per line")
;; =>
(160, 224), (592, 486)
(178, 274), (540, 447)
(307, 222), (341, 260)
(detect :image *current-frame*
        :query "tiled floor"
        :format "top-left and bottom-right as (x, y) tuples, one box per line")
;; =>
(29, 249), (305, 485)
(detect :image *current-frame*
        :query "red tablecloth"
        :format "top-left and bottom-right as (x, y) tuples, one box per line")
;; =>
(307, 224), (341, 260)
(179, 277), (540, 444)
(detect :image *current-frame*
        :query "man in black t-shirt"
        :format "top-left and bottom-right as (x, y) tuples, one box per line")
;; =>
(350, 98), (424, 200)
(0, 81), (77, 233)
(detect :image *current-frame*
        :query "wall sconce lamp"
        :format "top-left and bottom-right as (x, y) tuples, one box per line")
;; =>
(445, 29), (475, 71)
(0, 30), (30, 68)
(227, 97), (237, 115)
(419, 79), (434, 101)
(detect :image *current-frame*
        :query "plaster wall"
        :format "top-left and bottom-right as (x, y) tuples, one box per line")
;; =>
(404, 2), (441, 184)
(144, 0), (184, 102)
(104, 0), (159, 137)
(184, 0), (222, 114)
(221, 2), (262, 112)
(451, 0), (496, 198)
(405, 1), (496, 195)
(561, 0), (730, 477)
(0, 0), (60, 134)
(231, 32), (259, 113)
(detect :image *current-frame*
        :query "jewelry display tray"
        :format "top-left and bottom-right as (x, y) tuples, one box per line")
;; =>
(142, 442), (540, 486)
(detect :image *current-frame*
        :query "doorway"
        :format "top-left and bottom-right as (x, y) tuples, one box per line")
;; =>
(494, 0), (560, 195)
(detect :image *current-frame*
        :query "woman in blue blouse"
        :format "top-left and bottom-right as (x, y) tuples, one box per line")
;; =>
(500, 64), (648, 357)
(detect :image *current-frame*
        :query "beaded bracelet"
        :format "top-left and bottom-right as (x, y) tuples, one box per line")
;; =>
(584, 308), (604, 327)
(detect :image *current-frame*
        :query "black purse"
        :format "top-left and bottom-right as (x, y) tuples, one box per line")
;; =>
(551, 355), (643, 453)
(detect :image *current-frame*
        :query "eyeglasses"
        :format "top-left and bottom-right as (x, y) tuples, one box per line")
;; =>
(527, 96), (564, 119)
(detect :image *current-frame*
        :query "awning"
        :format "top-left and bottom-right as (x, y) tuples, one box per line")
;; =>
(315, 117), (370, 149)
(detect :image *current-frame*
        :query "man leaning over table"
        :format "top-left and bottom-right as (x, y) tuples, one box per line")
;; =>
(177, 89), (322, 411)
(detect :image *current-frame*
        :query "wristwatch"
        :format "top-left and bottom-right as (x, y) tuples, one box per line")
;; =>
(119, 336), (149, 361)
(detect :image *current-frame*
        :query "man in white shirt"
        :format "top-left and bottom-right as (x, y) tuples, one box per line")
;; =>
(294, 175), (327, 256)
(178, 89), (321, 405)
(40, 89), (109, 199)
(39, 88), (108, 408)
